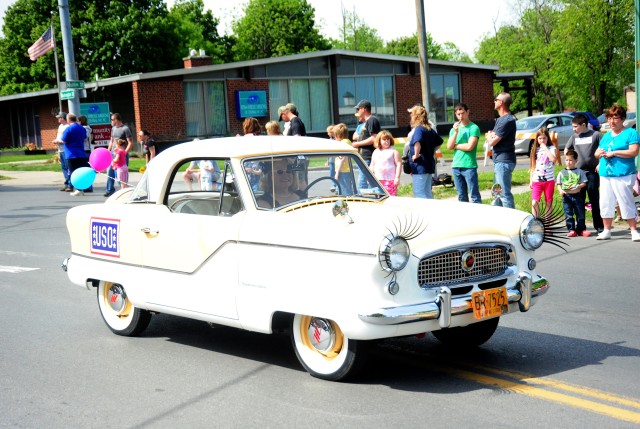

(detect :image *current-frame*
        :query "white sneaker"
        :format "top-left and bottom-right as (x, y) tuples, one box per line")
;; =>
(69, 190), (83, 196)
(632, 230), (640, 242)
(596, 229), (611, 240)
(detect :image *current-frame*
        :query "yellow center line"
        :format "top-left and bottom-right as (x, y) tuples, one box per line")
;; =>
(441, 366), (640, 425)
(473, 365), (640, 410)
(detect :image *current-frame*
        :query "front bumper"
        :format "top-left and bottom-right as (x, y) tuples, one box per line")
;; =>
(358, 272), (548, 327)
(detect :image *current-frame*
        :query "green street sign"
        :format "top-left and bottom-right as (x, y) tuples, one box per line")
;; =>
(65, 80), (85, 89)
(60, 89), (75, 100)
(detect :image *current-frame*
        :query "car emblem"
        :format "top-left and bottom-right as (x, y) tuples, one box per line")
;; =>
(461, 250), (475, 272)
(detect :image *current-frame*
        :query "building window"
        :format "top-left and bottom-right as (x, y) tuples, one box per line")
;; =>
(184, 81), (226, 137)
(337, 76), (395, 128)
(268, 78), (330, 132)
(430, 74), (460, 124)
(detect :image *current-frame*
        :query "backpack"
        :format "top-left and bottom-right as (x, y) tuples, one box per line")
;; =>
(432, 173), (454, 187)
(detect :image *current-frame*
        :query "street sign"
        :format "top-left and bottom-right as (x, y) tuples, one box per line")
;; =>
(60, 89), (75, 100)
(65, 80), (85, 89)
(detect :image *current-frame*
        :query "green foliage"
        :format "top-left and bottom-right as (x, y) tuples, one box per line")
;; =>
(167, 0), (235, 64)
(381, 33), (469, 62)
(232, 0), (331, 61)
(330, 7), (384, 53)
(476, 0), (634, 115)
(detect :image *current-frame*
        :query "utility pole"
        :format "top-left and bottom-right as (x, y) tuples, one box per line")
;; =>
(58, 0), (80, 114)
(415, 0), (431, 117)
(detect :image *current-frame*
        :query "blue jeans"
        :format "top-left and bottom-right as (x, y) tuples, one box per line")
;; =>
(493, 162), (516, 209)
(357, 159), (371, 191)
(582, 171), (603, 231)
(59, 151), (70, 187)
(562, 193), (586, 232)
(452, 167), (482, 203)
(412, 173), (433, 199)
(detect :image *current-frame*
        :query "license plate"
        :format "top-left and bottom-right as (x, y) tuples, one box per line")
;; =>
(471, 287), (508, 320)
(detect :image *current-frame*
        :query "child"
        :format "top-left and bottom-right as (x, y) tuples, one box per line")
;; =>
(529, 127), (560, 218)
(332, 123), (354, 195)
(556, 149), (590, 237)
(370, 130), (402, 196)
(111, 139), (129, 189)
(200, 160), (221, 191)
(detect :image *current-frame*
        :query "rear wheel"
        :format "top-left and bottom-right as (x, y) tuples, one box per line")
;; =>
(291, 314), (365, 381)
(431, 317), (500, 347)
(97, 281), (151, 336)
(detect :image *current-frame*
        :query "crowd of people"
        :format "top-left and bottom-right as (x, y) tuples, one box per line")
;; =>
(54, 94), (640, 241)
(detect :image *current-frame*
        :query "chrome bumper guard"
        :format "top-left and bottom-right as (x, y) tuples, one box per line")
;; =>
(358, 273), (549, 326)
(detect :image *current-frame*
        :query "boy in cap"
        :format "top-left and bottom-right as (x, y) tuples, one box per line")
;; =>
(281, 103), (306, 136)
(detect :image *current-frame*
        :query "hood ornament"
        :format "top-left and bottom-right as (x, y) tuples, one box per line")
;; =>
(332, 200), (353, 224)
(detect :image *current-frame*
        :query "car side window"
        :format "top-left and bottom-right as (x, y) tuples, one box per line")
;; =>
(166, 159), (243, 217)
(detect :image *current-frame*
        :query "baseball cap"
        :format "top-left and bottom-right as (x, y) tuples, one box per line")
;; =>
(284, 103), (298, 115)
(277, 105), (286, 120)
(354, 99), (371, 110)
(56, 112), (67, 119)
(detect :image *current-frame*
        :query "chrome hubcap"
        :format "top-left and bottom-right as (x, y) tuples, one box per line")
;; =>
(307, 318), (336, 353)
(107, 284), (126, 312)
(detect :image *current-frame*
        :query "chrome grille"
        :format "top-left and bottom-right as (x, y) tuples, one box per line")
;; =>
(418, 246), (509, 288)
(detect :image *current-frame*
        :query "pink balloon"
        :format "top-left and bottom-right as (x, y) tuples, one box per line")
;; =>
(89, 147), (112, 172)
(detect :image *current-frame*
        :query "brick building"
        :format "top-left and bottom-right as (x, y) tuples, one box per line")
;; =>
(0, 49), (499, 151)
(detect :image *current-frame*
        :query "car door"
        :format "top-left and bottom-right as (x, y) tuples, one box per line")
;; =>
(555, 116), (575, 149)
(138, 160), (244, 319)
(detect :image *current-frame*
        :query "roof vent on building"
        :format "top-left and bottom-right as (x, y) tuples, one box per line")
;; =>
(183, 49), (212, 69)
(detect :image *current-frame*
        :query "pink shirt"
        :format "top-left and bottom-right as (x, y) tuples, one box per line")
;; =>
(371, 148), (398, 181)
(114, 149), (127, 169)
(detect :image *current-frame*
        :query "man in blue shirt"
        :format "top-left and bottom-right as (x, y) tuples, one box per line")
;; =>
(486, 92), (517, 208)
(62, 113), (92, 196)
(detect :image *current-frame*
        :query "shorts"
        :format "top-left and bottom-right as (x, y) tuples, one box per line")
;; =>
(531, 180), (555, 202)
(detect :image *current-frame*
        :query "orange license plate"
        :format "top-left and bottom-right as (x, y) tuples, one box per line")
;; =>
(471, 287), (508, 320)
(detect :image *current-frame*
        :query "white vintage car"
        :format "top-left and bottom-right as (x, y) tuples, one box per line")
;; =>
(63, 136), (550, 381)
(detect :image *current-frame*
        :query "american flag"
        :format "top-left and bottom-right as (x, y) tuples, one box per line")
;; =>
(28, 27), (54, 61)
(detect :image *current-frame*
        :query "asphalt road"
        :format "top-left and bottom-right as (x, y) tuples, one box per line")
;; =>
(1, 177), (639, 428)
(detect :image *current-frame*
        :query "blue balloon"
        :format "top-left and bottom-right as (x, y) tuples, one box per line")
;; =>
(70, 167), (97, 190)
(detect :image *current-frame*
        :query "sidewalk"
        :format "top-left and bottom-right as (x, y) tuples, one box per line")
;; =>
(0, 168), (529, 200)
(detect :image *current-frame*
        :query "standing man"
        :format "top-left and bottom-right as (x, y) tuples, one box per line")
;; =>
(486, 92), (517, 208)
(281, 103), (306, 136)
(105, 113), (133, 197)
(138, 130), (156, 165)
(352, 99), (380, 167)
(352, 99), (380, 190)
(53, 112), (70, 191)
(447, 103), (482, 203)
(565, 114), (604, 233)
(62, 113), (91, 196)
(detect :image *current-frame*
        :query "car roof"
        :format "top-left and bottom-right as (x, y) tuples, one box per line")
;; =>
(144, 136), (358, 193)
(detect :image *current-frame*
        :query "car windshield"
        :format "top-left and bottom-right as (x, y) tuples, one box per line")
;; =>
(627, 112), (636, 120)
(516, 117), (545, 130)
(244, 153), (386, 210)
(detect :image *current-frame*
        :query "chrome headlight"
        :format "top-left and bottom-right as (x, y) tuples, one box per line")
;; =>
(520, 216), (544, 250)
(379, 236), (410, 272)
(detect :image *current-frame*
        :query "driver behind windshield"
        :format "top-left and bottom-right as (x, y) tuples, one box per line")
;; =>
(256, 158), (305, 208)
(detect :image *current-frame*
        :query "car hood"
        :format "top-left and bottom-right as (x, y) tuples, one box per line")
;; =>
(240, 197), (530, 256)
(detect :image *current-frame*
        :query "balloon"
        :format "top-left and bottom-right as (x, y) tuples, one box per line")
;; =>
(89, 147), (112, 172)
(71, 167), (97, 190)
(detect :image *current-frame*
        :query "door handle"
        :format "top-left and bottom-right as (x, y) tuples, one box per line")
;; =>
(141, 227), (159, 234)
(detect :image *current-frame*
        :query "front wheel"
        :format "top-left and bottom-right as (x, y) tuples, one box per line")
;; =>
(97, 281), (151, 336)
(431, 317), (500, 348)
(291, 314), (365, 381)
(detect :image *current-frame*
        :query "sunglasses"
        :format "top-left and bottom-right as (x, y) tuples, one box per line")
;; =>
(275, 169), (292, 175)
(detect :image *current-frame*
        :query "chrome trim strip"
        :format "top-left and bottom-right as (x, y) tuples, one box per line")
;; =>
(358, 274), (549, 325)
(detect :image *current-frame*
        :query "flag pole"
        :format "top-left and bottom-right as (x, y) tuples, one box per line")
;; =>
(51, 13), (62, 112)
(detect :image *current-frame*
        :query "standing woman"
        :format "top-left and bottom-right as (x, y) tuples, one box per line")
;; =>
(594, 105), (640, 241)
(529, 127), (561, 218)
(407, 105), (443, 198)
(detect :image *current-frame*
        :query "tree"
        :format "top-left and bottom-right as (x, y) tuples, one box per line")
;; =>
(330, 6), (384, 53)
(231, 0), (331, 61)
(0, 0), (231, 96)
(167, 0), (235, 64)
(383, 34), (470, 62)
